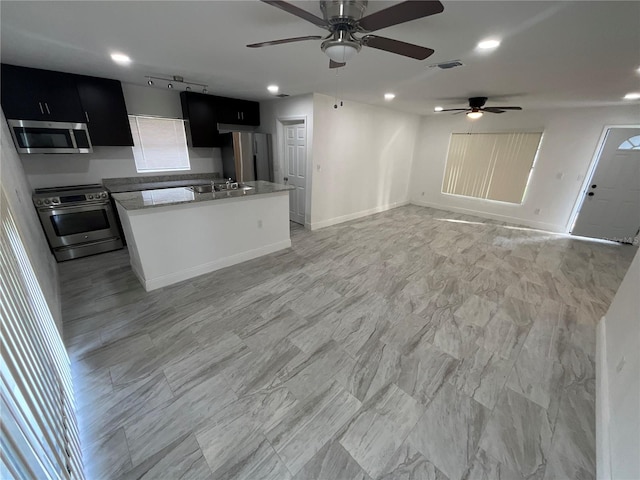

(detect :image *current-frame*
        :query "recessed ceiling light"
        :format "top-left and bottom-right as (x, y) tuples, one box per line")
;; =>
(384, 93), (395, 101)
(267, 85), (279, 94)
(624, 92), (640, 100)
(434, 106), (444, 112)
(110, 53), (132, 66)
(476, 39), (500, 50)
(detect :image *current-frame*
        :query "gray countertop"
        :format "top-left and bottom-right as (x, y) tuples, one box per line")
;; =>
(112, 181), (294, 211)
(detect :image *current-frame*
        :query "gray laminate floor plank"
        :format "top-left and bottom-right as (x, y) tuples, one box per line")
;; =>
(60, 205), (636, 480)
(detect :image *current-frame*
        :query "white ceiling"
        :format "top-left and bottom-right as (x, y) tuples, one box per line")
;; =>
(1, 1), (639, 115)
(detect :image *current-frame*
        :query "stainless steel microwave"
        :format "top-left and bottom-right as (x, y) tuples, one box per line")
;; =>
(7, 119), (93, 154)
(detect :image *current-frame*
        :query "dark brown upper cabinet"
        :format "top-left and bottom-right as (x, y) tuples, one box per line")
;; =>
(181, 91), (222, 148)
(1, 64), (85, 122)
(1, 64), (133, 146)
(216, 97), (260, 126)
(180, 91), (260, 148)
(75, 75), (133, 146)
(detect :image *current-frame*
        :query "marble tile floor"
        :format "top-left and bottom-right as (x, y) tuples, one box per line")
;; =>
(60, 205), (637, 480)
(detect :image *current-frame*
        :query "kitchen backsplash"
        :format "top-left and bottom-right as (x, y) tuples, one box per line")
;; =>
(20, 146), (223, 189)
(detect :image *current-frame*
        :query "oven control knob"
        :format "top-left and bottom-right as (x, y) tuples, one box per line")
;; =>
(36, 200), (42, 206)
(88, 195), (94, 199)
(44, 199), (50, 204)
(101, 193), (108, 198)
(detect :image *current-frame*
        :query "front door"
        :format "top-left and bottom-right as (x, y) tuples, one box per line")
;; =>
(284, 122), (306, 225)
(572, 128), (640, 243)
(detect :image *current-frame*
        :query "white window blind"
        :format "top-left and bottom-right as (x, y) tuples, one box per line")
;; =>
(442, 132), (543, 204)
(1, 189), (83, 479)
(129, 115), (190, 173)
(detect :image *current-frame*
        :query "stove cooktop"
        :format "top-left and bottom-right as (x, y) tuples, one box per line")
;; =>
(33, 184), (110, 206)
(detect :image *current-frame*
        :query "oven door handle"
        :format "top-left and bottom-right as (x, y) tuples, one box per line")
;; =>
(38, 202), (110, 214)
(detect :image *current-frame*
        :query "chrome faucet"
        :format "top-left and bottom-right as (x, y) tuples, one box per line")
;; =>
(226, 178), (232, 189)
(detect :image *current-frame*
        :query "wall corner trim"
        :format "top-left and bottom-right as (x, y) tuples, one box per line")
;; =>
(596, 315), (612, 480)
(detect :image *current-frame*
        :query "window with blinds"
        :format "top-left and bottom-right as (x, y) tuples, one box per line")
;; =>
(129, 115), (190, 173)
(442, 132), (543, 204)
(1, 189), (84, 479)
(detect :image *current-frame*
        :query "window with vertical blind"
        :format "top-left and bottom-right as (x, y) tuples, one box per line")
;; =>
(128, 115), (190, 173)
(442, 132), (543, 204)
(1, 189), (84, 479)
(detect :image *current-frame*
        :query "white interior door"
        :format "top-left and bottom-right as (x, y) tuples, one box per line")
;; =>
(572, 128), (640, 243)
(284, 122), (306, 225)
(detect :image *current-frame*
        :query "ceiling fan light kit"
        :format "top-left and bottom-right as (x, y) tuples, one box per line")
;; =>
(249, 0), (444, 67)
(437, 96), (523, 119)
(321, 30), (361, 63)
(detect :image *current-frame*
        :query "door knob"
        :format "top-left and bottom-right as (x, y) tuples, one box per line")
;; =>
(588, 192), (594, 196)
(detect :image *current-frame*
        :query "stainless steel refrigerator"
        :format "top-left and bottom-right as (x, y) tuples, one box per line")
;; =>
(220, 132), (274, 183)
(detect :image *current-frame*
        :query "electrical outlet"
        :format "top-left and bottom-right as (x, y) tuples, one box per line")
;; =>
(556, 172), (564, 180)
(257, 220), (263, 228)
(421, 192), (425, 196)
(534, 208), (541, 215)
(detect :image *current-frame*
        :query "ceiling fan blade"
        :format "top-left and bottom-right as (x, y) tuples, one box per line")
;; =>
(247, 35), (322, 48)
(362, 35), (434, 60)
(482, 107), (506, 114)
(260, 1), (329, 28)
(487, 106), (523, 110)
(439, 108), (468, 112)
(329, 60), (346, 69)
(359, 1), (444, 32)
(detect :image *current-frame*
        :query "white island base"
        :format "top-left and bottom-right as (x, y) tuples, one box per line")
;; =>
(116, 191), (291, 291)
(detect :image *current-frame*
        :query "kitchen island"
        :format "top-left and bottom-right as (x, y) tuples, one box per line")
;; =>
(112, 180), (294, 291)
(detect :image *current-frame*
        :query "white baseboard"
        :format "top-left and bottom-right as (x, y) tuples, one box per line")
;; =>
(410, 199), (565, 233)
(310, 200), (409, 230)
(596, 316), (611, 480)
(140, 239), (292, 291)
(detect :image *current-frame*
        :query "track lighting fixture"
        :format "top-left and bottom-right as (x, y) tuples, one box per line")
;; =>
(145, 74), (208, 93)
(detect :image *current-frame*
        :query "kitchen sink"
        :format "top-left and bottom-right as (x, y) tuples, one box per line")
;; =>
(186, 184), (254, 194)
(187, 184), (215, 193)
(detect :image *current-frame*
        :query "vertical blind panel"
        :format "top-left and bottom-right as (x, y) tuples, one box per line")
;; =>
(129, 116), (190, 172)
(442, 132), (542, 204)
(1, 188), (83, 479)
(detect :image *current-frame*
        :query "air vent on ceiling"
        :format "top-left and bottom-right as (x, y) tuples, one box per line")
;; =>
(275, 94), (290, 98)
(428, 60), (464, 70)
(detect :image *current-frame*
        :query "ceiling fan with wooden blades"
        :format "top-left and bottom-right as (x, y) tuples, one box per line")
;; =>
(438, 97), (523, 119)
(247, 0), (444, 68)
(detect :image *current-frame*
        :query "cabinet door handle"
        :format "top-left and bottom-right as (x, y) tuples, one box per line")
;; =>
(85, 111), (90, 123)
(237, 112), (240, 120)
(44, 103), (51, 115)
(39, 102), (44, 114)
(241, 112), (244, 120)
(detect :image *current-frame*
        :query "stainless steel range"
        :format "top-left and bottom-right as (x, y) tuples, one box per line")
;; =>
(33, 184), (123, 262)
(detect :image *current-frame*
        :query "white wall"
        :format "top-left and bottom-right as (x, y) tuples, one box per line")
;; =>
(598, 249), (640, 480)
(311, 93), (419, 229)
(21, 83), (222, 189)
(410, 105), (639, 232)
(1, 110), (61, 330)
